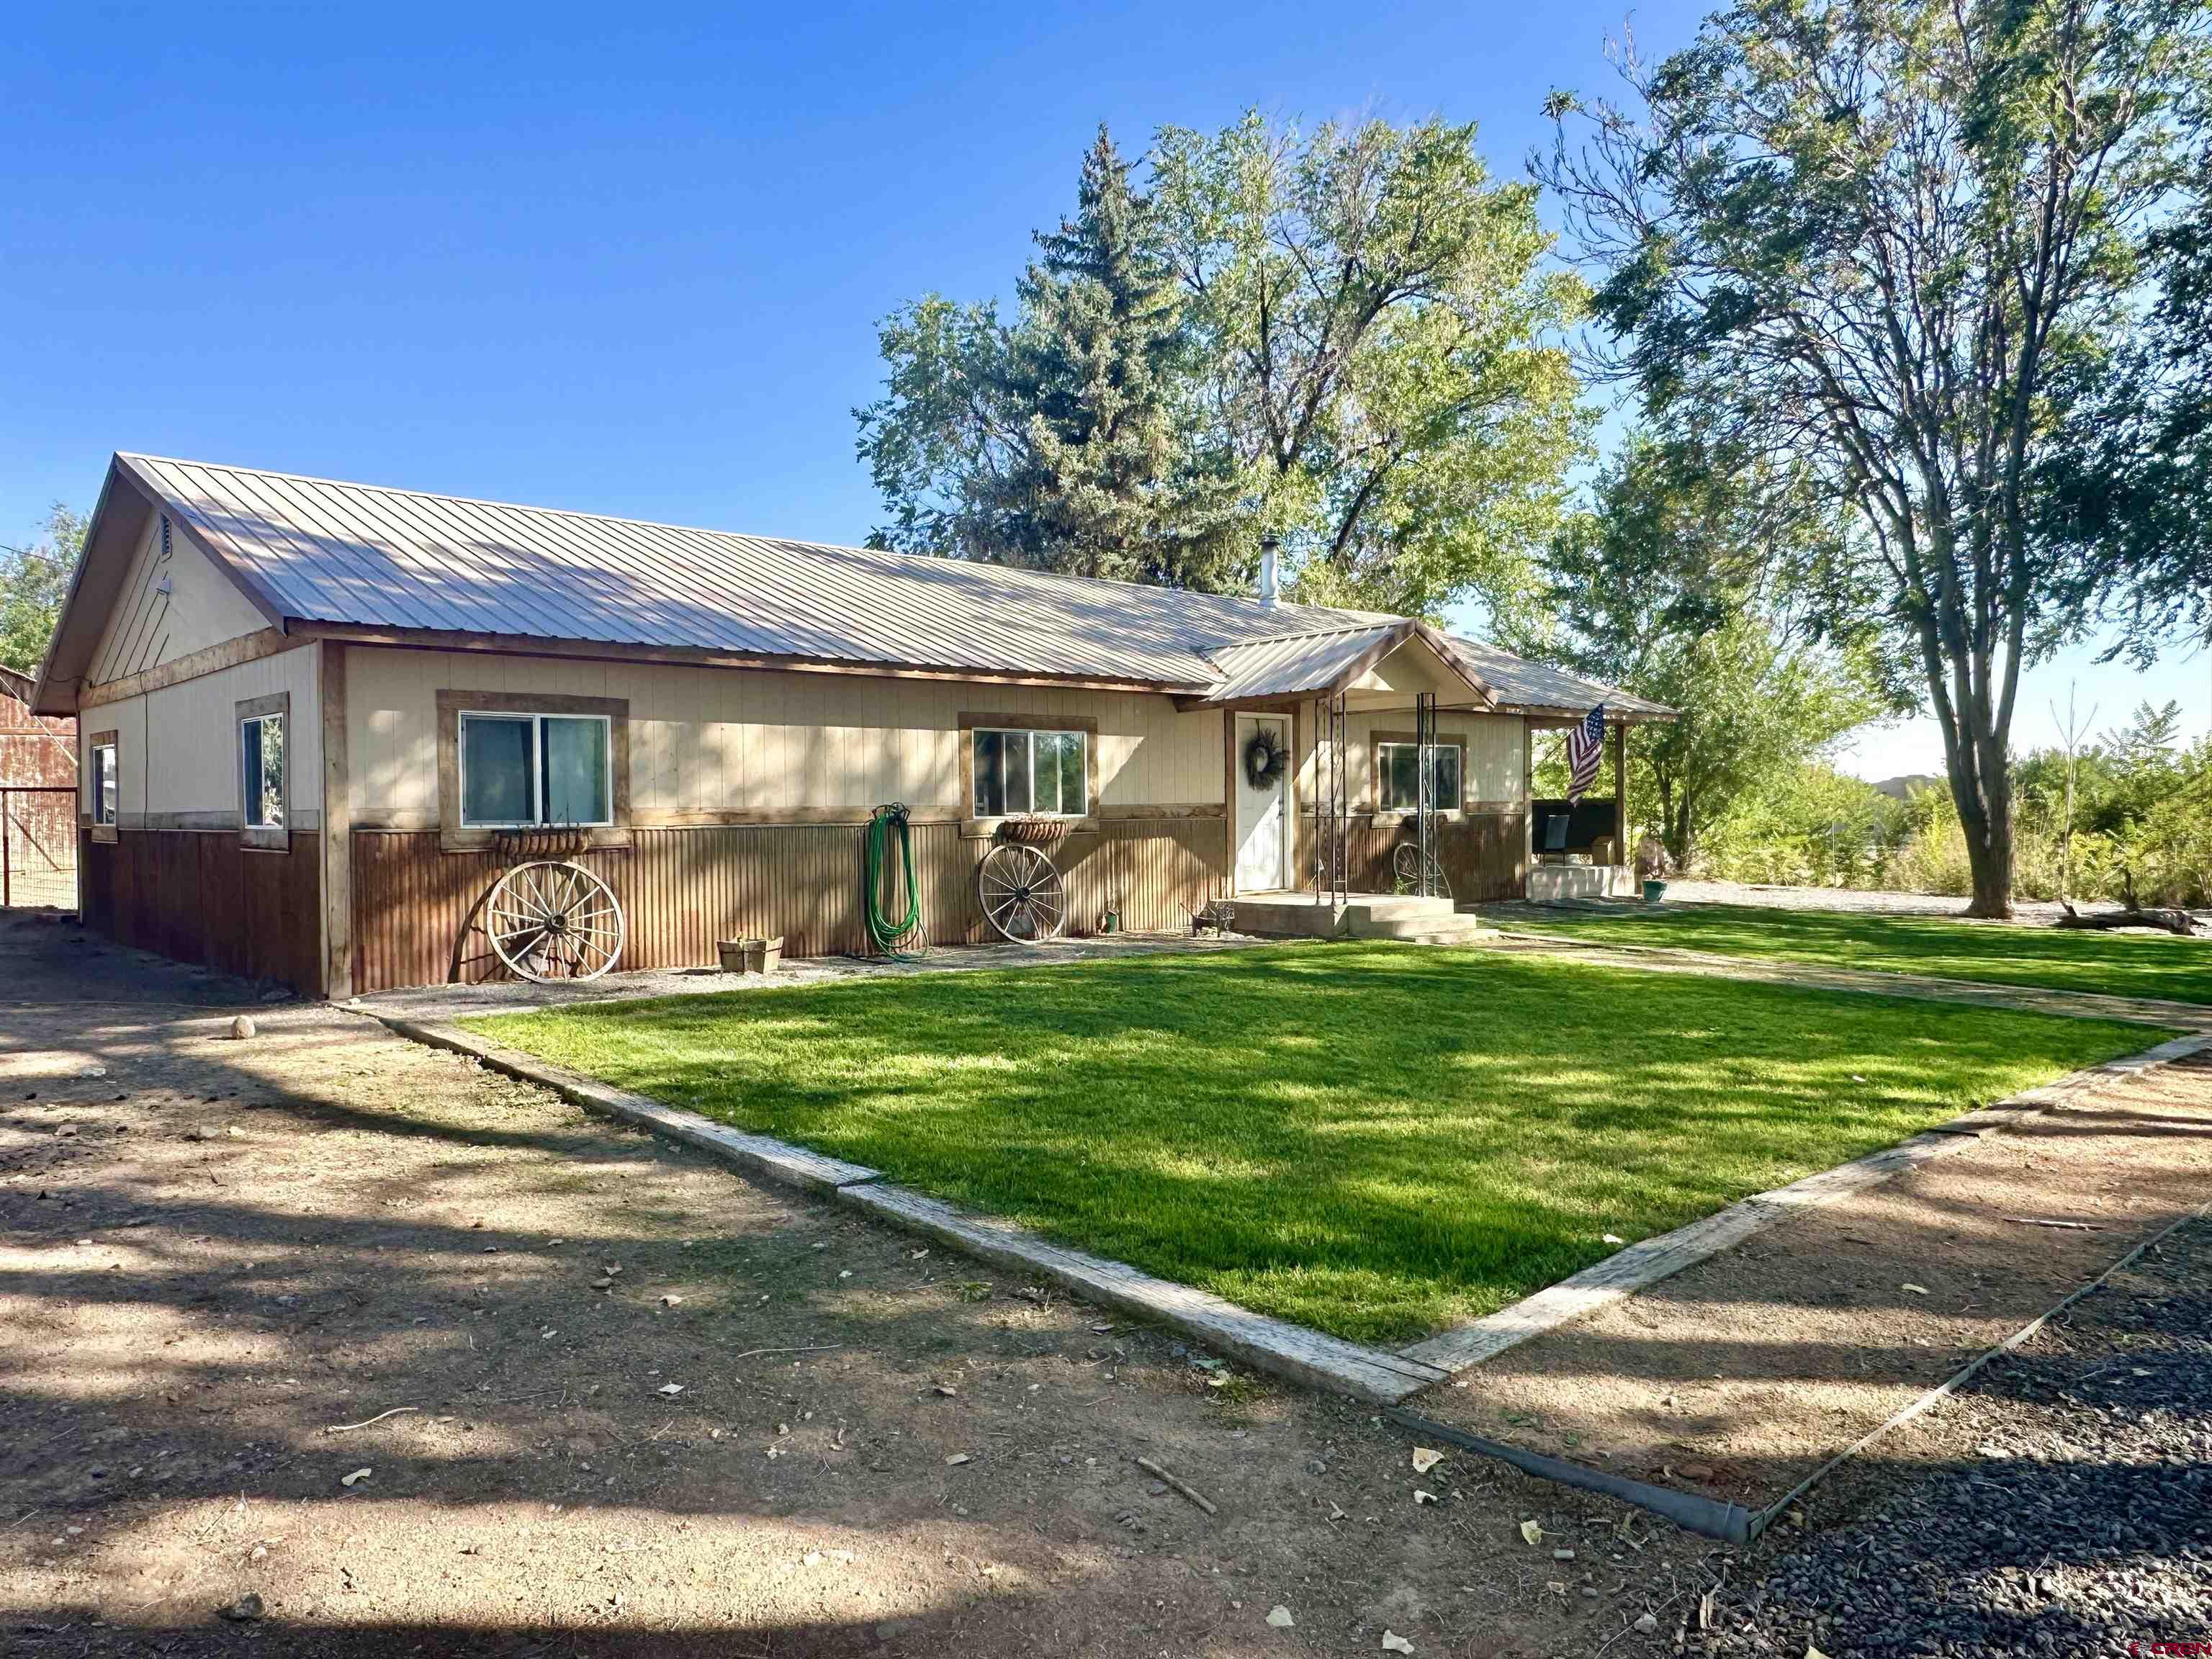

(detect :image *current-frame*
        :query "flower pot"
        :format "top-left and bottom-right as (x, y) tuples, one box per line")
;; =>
(1642, 880), (1668, 904)
(716, 939), (748, 972)
(744, 935), (784, 975)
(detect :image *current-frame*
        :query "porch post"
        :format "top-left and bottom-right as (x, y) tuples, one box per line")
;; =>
(1611, 719), (1628, 873)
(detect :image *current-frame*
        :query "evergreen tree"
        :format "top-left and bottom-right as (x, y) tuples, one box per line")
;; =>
(1003, 127), (1241, 586)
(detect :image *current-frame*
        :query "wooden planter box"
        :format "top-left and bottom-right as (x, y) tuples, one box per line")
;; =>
(719, 935), (785, 974)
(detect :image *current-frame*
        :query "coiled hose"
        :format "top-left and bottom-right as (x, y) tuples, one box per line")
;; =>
(863, 802), (925, 958)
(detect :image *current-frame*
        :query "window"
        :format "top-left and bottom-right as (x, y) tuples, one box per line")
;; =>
(240, 713), (285, 829)
(1376, 742), (1462, 813)
(971, 727), (1087, 817)
(459, 711), (612, 827)
(89, 740), (117, 827)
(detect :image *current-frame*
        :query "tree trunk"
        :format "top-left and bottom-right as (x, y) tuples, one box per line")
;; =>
(1670, 792), (1696, 874)
(1948, 713), (2015, 920)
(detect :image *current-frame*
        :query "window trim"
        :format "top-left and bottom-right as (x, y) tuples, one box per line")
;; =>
(1371, 732), (1467, 817)
(86, 729), (119, 842)
(956, 711), (1099, 839)
(235, 692), (291, 851)
(435, 690), (631, 853)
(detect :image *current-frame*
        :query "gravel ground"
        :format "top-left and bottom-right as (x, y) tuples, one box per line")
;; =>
(1644, 879), (2211, 926)
(1672, 1216), (2212, 1659)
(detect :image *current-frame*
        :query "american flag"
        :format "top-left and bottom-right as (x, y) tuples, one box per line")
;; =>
(1565, 703), (1607, 804)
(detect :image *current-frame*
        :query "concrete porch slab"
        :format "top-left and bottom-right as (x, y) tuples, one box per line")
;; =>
(1227, 891), (1490, 943)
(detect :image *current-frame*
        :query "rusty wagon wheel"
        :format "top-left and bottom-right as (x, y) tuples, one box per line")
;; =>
(1390, 841), (1452, 902)
(485, 860), (627, 983)
(976, 842), (1066, 943)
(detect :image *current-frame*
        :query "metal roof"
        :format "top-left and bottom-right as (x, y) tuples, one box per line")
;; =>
(0, 664), (32, 705)
(1195, 624), (1411, 703)
(114, 454), (1403, 690)
(40, 454), (1674, 720)
(1448, 635), (1676, 721)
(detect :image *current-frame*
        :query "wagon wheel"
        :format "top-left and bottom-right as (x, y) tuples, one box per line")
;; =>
(976, 842), (1066, 943)
(485, 860), (627, 982)
(1391, 841), (1452, 902)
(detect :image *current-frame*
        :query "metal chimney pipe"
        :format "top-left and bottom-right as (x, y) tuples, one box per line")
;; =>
(1259, 537), (1280, 608)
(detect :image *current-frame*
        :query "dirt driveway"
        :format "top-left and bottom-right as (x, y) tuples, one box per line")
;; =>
(1, 912), (1688, 1658)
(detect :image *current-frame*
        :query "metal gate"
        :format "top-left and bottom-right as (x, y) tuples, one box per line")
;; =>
(2, 786), (78, 909)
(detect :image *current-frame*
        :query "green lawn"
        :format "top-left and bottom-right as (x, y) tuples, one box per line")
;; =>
(1502, 903), (2212, 1007)
(467, 944), (2162, 1345)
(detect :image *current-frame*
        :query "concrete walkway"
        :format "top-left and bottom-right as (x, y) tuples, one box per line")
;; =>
(1481, 926), (2212, 1029)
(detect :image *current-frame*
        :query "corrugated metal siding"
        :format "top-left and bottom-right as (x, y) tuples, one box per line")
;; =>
(350, 817), (1228, 994)
(122, 454), (1395, 688)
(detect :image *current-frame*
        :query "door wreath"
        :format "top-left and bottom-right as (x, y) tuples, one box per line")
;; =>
(1243, 724), (1289, 788)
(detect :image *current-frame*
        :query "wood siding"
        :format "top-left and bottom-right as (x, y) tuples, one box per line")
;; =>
(350, 816), (1228, 993)
(2, 680), (77, 908)
(79, 828), (324, 990)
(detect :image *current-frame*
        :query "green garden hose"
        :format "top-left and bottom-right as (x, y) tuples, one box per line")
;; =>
(863, 802), (925, 958)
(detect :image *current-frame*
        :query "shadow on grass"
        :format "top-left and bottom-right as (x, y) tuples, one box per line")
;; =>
(467, 943), (2164, 1344)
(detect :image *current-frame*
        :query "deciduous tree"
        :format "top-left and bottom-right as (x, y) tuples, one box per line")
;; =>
(1538, 0), (2206, 914)
(1, 505), (83, 676)
(1504, 436), (1889, 868)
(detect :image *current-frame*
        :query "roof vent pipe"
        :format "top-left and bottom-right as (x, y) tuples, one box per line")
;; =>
(1259, 537), (1280, 608)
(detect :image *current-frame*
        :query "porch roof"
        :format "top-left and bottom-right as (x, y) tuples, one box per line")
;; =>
(1185, 618), (1499, 710)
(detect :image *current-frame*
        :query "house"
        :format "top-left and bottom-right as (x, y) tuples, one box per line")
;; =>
(30, 454), (1671, 996)
(1, 662), (78, 909)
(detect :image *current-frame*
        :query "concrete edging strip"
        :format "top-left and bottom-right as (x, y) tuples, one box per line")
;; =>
(367, 1012), (1448, 1406)
(1492, 928), (2212, 1030)
(1398, 1030), (2212, 1376)
(368, 1012), (2206, 1406)
(375, 1016), (884, 1195)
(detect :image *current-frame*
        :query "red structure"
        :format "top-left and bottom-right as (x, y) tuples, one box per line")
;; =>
(0, 662), (78, 908)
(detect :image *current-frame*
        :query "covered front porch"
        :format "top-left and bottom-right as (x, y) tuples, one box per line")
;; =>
(1182, 617), (1671, 931)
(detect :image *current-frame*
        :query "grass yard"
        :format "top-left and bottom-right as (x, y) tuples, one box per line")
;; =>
(468, 943), (2162, 1345)
(1501, 903), (2212, 1007)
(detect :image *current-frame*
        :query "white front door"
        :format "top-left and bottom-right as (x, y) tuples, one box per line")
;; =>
(1234, 714), (1291, 894)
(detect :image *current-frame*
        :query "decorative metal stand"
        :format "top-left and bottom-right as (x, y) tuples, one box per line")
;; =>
(1310, 691), (1348, 909)
(1400, 690), (1449, 899)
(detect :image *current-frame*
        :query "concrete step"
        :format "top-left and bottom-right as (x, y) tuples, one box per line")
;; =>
(1354, 913), (1495, 944)
(1229, 891), (1492, 944)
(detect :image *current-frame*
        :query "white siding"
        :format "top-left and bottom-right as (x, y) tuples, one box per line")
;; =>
(86, 513), (269, 685)
(345, 647), (1228, 826)
(1292, 707), (1526, 812)
(82, 645), (323, 829)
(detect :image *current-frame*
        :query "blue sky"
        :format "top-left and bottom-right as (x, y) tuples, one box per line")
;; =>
(6, 0), (2203, 776)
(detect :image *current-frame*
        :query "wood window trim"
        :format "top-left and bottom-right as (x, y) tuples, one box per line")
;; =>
(435, 689), (631, 853)
(957, 711), (1100, 840)
(86, 728), (119, 843)
(1370, 729), (1469, 818)
(235, 691), (292, 853)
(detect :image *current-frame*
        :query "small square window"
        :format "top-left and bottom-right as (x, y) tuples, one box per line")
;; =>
(1377, 742), (1462, 812)
(971, 727), (1087, 817)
